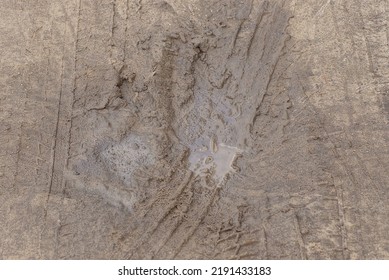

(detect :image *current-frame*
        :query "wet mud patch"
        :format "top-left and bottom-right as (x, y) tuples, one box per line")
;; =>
(189, 139), (241, 183)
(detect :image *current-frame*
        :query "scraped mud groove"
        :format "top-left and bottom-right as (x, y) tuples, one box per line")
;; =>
(0, 0), (388, 259)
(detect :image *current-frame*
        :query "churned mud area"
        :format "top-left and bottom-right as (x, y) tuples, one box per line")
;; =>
(0, 0), (388, 259)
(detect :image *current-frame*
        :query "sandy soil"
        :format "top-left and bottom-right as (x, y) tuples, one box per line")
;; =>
(0, 0), (388, 259)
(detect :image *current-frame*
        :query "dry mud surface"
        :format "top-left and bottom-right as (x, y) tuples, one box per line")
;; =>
(0, 0), (388, 259)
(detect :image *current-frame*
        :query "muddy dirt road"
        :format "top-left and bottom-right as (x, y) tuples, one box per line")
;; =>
(0, 0), (388, 259)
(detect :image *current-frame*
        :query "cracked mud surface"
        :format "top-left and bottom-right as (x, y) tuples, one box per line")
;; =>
(0, 0), (388, 259)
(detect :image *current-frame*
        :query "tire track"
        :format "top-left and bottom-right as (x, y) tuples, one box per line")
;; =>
(170, 185), (222, 259)
(40, 0), (81, 258)
(123, 170), (193, 259)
